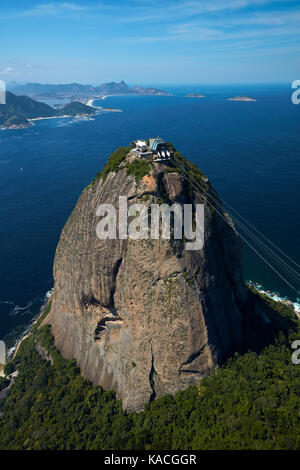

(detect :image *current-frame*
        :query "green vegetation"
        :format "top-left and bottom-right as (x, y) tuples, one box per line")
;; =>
(165, 142), (207, 198)
(101, 145), (134, 180)
(163, 166), (180, 175)
(0, 292), (299, 450)
(0, 377), (9, 391)
(84, 142), (204, 194)
(31, 301), (53, 333)
(86, 144), (135, 190)
(0, 92), (59, 128)
(58, 101), (96, 117)
(126, 158), (151, 182)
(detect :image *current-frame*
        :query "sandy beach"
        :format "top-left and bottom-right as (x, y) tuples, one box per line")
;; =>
(87, 98), (95, 107)
(29, 115), (71, 121)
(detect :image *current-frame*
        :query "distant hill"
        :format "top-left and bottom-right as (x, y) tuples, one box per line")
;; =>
(7, 82), (96, 96)
(8, 80), (171, 99)
(0, 92), (96, 128)
(97, 80), (131, 95)
(0, 92), (58, 128)
(131, 85), (170, 96)
(58, 101), (96, 117)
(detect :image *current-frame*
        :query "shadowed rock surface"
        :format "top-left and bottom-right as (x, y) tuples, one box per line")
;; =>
(44, 147), (249, 411)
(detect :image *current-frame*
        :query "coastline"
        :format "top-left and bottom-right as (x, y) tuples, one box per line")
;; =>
(86, 93), (170, 106)
(1, 92), (259, 132)
(247, 280), (300, 318)
(1, 112), (97, 130)
(100, 92), (172, 99)
(4, 91), (259, 131)
(7, 289), (53, 360)
(0, 123), (30, 131)
(28, 114), (71, 121)
(29, 112), (97, 122)
(87, 98), (96, 107)
(87, 97), (122, 112)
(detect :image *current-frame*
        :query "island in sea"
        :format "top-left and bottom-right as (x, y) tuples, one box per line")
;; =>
(228, 96), (257, 102)
(185, 93), (206, 98)
(0, 92), (97, 129)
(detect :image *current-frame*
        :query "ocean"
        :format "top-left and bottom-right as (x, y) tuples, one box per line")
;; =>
(0, 84), (299, 350)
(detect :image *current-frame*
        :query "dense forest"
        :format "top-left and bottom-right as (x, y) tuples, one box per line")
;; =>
(0, 293), (299, 450)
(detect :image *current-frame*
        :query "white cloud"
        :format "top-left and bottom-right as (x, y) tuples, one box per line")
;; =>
(1, 0), (300, 53)
(113, 0), (296, 24)
(3, 0), (296, 21)
(15, 2), (90, 18)
(123, 1), (300, 45)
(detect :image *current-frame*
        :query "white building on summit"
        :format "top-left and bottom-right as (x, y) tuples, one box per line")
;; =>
(135, 140), (147, 151)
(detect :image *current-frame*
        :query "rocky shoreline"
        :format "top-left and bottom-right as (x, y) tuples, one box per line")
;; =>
(0, 112), (97, 130)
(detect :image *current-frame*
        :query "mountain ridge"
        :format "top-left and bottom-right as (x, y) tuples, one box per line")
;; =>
(7, 80), (171, 99)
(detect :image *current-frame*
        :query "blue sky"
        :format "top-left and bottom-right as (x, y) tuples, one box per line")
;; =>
(0, 0), (300, 84)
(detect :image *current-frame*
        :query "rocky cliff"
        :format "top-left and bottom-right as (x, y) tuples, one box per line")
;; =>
(44, 144), (249, 411)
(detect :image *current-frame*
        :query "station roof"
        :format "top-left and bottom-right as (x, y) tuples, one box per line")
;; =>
(150, 137), (165, 151)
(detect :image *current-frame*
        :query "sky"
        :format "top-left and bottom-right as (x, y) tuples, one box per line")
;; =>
(0, 0), (300, 85)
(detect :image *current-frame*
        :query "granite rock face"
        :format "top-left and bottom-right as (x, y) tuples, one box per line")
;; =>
(44, 150), (248, 411)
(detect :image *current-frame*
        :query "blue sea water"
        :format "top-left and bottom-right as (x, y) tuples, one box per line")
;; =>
(0, 84), (299, 348)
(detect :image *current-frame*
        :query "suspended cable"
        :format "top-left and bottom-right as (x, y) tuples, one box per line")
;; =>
(170, 155), (299, 294)
(171, 155), (300, 281)
(171, 163), (300, 283)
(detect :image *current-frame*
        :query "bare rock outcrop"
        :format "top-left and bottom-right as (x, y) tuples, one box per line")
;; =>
(44, 147), (248, 411)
